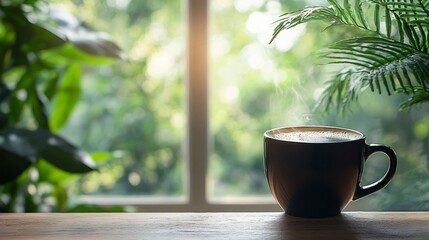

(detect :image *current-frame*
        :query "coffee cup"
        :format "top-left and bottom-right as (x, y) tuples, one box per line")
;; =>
(264, 126), (397, 218)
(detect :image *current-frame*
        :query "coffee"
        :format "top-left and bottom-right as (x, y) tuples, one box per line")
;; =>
(271, 130), (361, 143)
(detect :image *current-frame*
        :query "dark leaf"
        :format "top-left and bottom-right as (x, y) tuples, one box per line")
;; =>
(39, 134), (97, 173)
(43, 72), (60, 100)
(7, 70), (35, 125)
(0, 83), (11, 104)
(0, 129), (39, 159)
(0, 112), (8, 130)
(24, 189), (38, 212)
(33, 5), (125, 59)
(0, 149), (32, 185)
(21, 24), (66, 53)
(28, 85), (50, 129)
(0, 128), (96, 174)
(72, 34), (125, 60)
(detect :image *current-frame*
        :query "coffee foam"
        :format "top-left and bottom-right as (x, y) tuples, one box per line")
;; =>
(272, 131), (361, 143)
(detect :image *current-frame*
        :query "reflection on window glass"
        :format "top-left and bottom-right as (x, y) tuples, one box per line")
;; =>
(209, 0), (429, 211)
(59, 0), (186, 198)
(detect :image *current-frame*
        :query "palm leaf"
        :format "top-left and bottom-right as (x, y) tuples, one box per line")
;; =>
(380, 0), (429, 24)
(370, 0), (429, 49)
(270, 6), (339, 44)
(271, 0), (429, 110)
(319, 37), (429, 107)
(316, 68), (366, 112)
(399, 86), (429, 109)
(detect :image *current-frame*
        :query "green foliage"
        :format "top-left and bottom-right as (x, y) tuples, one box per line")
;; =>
(0, 128), (96, 183)
(13, 0), (425, 212)
(271, 0), (429, 111)
(0, 0), (122, 212)
(53, 0), (186, 198)
(50, 63), (82, 132)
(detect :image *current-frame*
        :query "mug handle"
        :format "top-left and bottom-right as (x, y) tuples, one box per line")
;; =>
(353, 144), (397, 200)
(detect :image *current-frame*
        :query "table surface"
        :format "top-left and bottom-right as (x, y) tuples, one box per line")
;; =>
(1, 212), (429, 239)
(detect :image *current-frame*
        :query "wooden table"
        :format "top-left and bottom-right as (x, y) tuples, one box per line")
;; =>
(1, 212), (428, 239)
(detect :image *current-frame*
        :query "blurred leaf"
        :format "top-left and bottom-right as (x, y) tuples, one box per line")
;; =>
(21, 24), (66, 53)
(48, 44), (114, 65)
(90, 152), (113, 163)
(7, 69), (36, 125)
(24, 189), (38, 212)
(54, 183), (68, 211)
(33, 4), (124, 60)
(0, 83), (11, 103)
(0, 129), (39, 159)
(36, 160), (75, 183)
(49, 63), (81, 132)
(67, 204), (126, 212)
(0, 112), (8, 131)
(43, 72), (60, 100)
(28, 85), (50, 129)
(8, 93), (25, 125)
(39, 134), (97, 173)
(0, 128), (96, 174)
(0, 149), (32, 185)
(72, 34), (125, 60)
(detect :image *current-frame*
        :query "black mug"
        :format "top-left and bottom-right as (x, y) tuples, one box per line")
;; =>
(264, 126), (397, 218)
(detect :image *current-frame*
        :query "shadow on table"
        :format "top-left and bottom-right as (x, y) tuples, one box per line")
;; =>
(274, 213), (359, 240)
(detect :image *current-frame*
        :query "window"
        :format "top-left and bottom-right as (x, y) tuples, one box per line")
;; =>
(57, 0), (429, 212)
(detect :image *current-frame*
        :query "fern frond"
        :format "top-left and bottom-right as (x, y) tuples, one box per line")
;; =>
(270, 6), (339, 43)
(317, 68), (366, 112)
(399, 86), (429, 109)
(369, 0), (429, 50)
(320, 37), (429, 106)
(381, 0), (429, 23)
(271, 0), (429, 110)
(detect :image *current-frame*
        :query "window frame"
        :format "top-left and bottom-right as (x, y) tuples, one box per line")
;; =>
(79, 0), (281, 212)
(184, 0), (280, 212)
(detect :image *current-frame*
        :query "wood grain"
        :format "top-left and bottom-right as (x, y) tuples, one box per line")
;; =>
(1, 212), (428, 239)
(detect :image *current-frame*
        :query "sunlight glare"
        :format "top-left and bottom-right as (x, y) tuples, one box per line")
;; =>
(235, 0), (265, 12)
(273, 24), (306, 52)
(240, 43), (270, 70)
(128, 172), (141, 186)
(221, 86), (239, 102)
(106, 0), (131, 10)
(246, 11), (272, 46)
